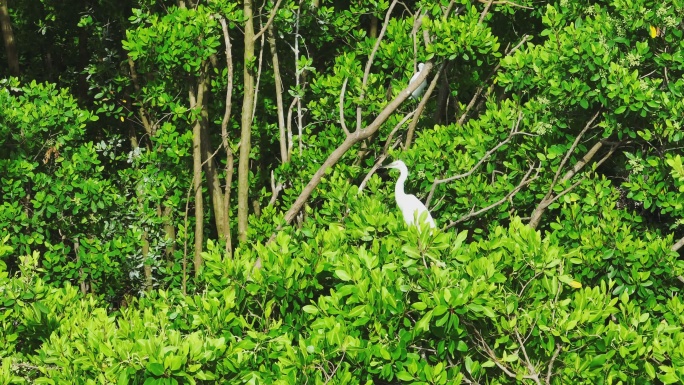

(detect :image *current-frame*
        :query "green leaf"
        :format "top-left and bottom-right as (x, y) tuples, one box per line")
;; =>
(644, 361), (656, 379)
(416, 310), (433, 332)
(396, 371), (414, 381)
(146, 362), (164, 376)
(302, 305), (319, 315)
(335, 270), (352, 281)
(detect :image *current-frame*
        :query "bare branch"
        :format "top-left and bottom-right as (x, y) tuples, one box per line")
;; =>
(518, 271), (544, 297)
(542, 138), (621, 215)
(285, 96), (297, 159)
(219, 15), (235, 257)
(339, 77), (350, 136)
(528, 111), (604, 229)
(478, 0), (533, 9)
(552, 110), (601, 189)
(357, 109), (416, 194)
(545, 344), (562, 384)
(357, 0), (399, 131)
(443, 1), (458, 19)
(267, 20), (288, 163)
(426, 112), (526, 207)
(479, 0), (494, 24)
(673, 237), (684, 252)
(323, 351), (346, 385)
(458, 35), (529, 125)
(471, 328), (518, 379)
(218, 17), (234, 148)
(447, 162), (538, 228)
(405, 61), (446, 148)
(253, 0), (283, 41)
(384, 110), (416, 154)
(357, 139), (401, 194)
(268, 170), (284, 206)
(515, 327), (542, 385)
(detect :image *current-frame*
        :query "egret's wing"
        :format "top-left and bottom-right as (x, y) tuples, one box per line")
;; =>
(401, 194), (434, 227)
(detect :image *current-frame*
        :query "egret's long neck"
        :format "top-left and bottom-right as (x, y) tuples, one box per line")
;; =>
(395, 169), (407, 199)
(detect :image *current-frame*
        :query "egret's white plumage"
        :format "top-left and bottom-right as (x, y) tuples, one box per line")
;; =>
(383, 160), (436, 228)
(408, 63), (427, 100)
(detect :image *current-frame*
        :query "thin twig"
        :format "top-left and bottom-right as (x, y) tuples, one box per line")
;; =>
(550, 110), (601, 194)
(478, 0), (533, 9)
(252, 0), (284, 41)
(268, 170), (284, 206)
(427, 112), (526, 206)
(405, 61), (447, 148)
(545, 344), (562, 384)
(447, 163), (538, 228)
(457, 35), (529, 125)
(515, 327), (542, 385)
(356, 0), (399, 131)
(479, 0), (494, 23)
(339, 77), (350, 136)
(323, 350), (346, 384)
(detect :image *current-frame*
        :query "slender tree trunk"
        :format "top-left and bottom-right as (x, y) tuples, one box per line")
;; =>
(77, 21), (89, 100)
(433, 64), (451, 125)
(142, 229), (153, 291)
(355, 15), (380, 167)
(200, 101), (229, 239)
(369, 15), (378, 38)
(159, 204), (176, 269)
(0, 0), (19, 76)
(128, 57), (154, 136)
(238, 0), (256, 242)
(74, 237), (89, 295)
(268, 23), (288, 164)
(189, 77), (206, 275)
(219, 16), (234, 257)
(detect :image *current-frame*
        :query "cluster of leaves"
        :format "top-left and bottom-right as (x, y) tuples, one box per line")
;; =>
(0, 79), (139, 300)
(2, 195), (683, 383)
(2, 0), (684, 383)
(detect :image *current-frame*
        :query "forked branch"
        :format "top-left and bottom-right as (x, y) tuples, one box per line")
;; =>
(446, 162), (539, 228)
(426, 112), (528, 207)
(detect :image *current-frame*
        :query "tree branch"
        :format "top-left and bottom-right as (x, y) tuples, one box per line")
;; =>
(357, 0), (399, 131)
(358, 109), (417, 194)
(545, 344), (562, 384)
(515, 327), (542, 385)
(457, 35), (529, 125)
(426, 112), (526, 207)
(253, 0), (283, 41)
(339, 77), (350, 136)
(478, 0), (533, 9)
(269, 62), (435, 243)
(447, 162), (538, 228)
(479, 0), (494, 24)
(528, 111), (603, 229)
(405, 61), (446, 148)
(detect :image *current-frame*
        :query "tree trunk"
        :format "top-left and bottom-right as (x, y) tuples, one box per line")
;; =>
(160, 204), (176, 269)
(268, 23), (288, 164)
(189, 77), (206, 275)
(237, 0), (256, 242)
(0, 0), (20, 76)
(142, 229), (153, 291)
(219, 16), (235, 257)
(200, 104), (229, 239)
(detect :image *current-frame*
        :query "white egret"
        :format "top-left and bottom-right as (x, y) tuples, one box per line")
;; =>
(383, 160), (436, 228)
(408, 63), (427, 100)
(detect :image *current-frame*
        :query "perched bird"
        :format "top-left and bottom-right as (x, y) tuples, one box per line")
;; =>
(408, 63), (427, 100)
(383, 160), (436, 228)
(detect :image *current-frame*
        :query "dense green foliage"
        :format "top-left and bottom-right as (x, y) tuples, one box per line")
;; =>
(1, 0), (684, 383)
